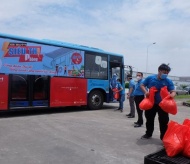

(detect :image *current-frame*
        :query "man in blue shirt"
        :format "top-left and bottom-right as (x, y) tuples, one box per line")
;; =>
(115, 78), (125, 112)
(110, 74), (118, 101)
(140, 63), (176, 140)
(126, 75), (136, 118)
(133, 72), (145, 127)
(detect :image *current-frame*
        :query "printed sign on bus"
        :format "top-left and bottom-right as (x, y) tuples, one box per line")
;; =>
(0, 39), (84, 77)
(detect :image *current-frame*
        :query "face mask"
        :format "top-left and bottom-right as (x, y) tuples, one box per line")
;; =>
(136, 76), (142, 81)
(161, 74), (168, 79)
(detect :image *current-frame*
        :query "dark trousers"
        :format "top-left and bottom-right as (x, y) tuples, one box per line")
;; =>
(129, 96), (135, 117)
(145, 104), (169, 140)
(134, 95), (144, 125)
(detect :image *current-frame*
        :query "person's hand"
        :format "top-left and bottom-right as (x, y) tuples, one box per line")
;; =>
(170, 94), (174, 98)
(145, 92), (150, 98)
(127, 94), (130, 99)
(170, 92), (176, 98)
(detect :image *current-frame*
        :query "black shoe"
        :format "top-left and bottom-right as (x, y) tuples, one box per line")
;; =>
(128, 115), (135, 118)
(134, 124), (142, 128)
(134, 122), (138, 124)
(114, 108), (120, 111)
(141, 134), (151, 139)
(120, 109), (123, 112)
(126, 113), (131, 116)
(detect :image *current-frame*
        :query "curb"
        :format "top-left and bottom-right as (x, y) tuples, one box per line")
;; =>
(182, 102), (190, 107)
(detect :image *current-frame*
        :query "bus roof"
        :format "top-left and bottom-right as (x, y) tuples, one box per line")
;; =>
(0, 33), (123, 57)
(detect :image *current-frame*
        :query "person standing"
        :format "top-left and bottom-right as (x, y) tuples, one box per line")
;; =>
(126, 75), (136, 118)
(140, 63), (176, 140)
(133, 72), (145, 127)
(110, 74), (118, 101)
(114, 78), (125, 112)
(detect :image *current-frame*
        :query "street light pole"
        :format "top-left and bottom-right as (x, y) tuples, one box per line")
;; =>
(146, 42), (156, 76)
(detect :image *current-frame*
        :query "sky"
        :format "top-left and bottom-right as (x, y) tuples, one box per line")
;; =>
(0, 0), (190, 76)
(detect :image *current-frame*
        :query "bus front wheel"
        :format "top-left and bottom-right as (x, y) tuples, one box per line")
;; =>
(88, 90), (103, 110)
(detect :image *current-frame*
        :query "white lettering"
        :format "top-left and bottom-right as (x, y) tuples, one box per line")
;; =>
(25, 54), (38, 62)
(29, 57), (38, 62)
(25, 54), (30, 61)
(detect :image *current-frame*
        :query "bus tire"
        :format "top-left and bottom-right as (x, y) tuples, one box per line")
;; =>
(88, 90), (103, 110)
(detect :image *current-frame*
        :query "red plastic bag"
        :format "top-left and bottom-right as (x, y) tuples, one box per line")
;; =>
(183, 119), (190, 127)
(159, 86), (178, 115)
(112, 88), (119, 100)
(160, 86), (170, 99)
(159, 95), (177, 115)
(182, 119), (190, 158)
(163, 120), (188, 157)
(139, 87), (157, 110)
(139, 98), (153, 110)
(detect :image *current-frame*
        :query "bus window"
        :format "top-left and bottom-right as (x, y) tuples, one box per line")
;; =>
(85, 53), (108, 79)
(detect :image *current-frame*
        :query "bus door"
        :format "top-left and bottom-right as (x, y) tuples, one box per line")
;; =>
(9, 74), (50, 109)
(109, 55), (123, 102)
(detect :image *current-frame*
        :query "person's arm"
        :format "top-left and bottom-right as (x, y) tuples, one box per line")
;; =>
(140, 84), (149, 97)
(168, 80), (176, 98)
(170, 90), (176, 98)
(127, 87), (133, 97)
(118, 87), (123, 92)
(127, 85), (134, 99)
(113, 83), (123, 92)
(117, 85), (123, 92)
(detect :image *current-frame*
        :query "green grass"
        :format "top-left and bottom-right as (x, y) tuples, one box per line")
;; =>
(174, 95), (190, 100)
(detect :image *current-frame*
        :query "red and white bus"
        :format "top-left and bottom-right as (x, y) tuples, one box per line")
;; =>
(0, 33), (131, 111)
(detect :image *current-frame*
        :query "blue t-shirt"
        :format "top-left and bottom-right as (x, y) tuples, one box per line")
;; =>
(117, 82), (125, 95)
(129, 79), (135, 97)
(142, 75), (174, 104)
(133, 79), (144, 96)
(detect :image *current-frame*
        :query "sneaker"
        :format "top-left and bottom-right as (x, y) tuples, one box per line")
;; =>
(141, 134), (152, 139)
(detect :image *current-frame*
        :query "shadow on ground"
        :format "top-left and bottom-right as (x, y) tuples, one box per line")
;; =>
(0, 104), (116, 118)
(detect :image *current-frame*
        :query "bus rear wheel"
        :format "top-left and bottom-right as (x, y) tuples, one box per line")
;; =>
(88, 90), (103, 110)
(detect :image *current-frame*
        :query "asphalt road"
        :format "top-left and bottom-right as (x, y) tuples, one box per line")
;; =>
(0, 99), (189, 164)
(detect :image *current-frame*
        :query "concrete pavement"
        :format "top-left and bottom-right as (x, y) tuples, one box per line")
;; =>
(0, 99), (189, 164)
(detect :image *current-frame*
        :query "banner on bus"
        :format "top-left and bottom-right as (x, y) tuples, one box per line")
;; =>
(0, 38), (84, 77)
